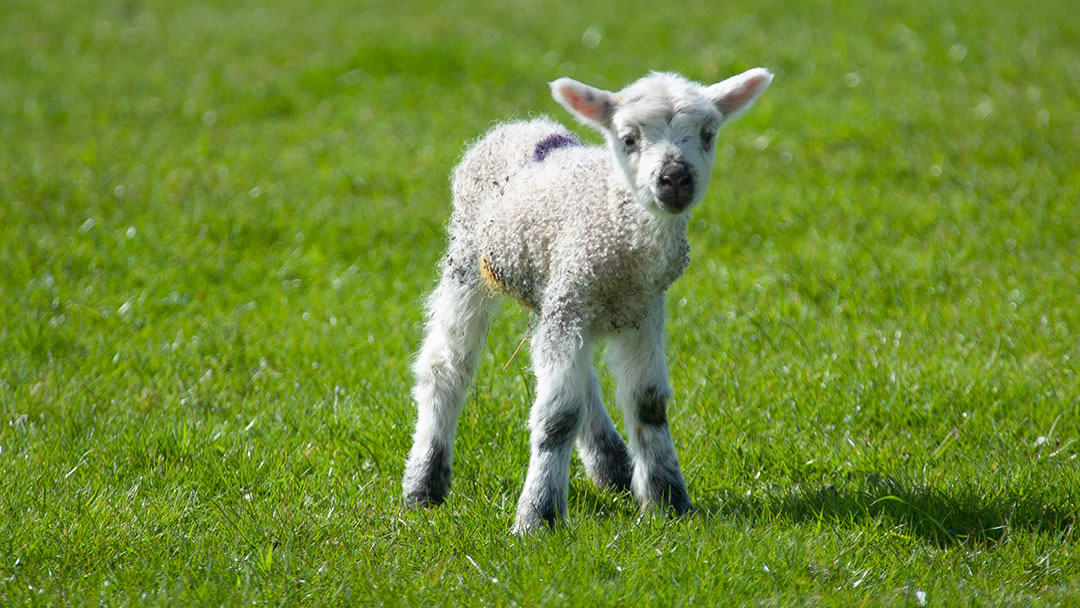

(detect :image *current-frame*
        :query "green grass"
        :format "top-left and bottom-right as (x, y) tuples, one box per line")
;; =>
(2, 0), (1078, 604)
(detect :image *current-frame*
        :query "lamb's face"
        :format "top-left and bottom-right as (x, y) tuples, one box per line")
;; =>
(551, 68), (773, 217)
(609, 78), (721, 215)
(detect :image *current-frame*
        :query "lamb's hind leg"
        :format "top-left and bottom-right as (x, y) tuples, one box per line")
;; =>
(403, 269), (493, 507)
(576, 372), (632, 492)
(607, 301), (692, 515)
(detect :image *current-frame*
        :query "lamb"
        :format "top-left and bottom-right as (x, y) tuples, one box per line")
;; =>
(402, 68), (773, 533)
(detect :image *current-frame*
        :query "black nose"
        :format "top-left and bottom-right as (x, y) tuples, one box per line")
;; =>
(656, 162), (695, 210)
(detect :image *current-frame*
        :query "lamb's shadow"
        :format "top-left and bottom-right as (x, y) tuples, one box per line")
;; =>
(691, 473), (1076, 546)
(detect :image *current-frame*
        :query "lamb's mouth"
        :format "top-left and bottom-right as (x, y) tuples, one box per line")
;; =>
(651, 191), (695, 215)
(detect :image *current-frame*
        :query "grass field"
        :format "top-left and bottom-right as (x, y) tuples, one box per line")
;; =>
(2, 0), (1079, 604)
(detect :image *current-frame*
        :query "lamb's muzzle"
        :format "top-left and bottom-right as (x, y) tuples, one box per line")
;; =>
(656, 160), (695, 212)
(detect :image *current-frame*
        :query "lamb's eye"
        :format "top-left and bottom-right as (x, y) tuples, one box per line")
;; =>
(701, 127), (716, 150)
(622, 134), (638, 149)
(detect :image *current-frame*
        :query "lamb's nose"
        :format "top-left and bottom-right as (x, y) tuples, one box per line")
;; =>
(656, 163), (695, 211)
(659, 168), (693, 189)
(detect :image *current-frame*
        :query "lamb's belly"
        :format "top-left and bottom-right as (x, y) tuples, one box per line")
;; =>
(479, 255), (653, 331)
(475, 198), (562, 311)
(475, 223), (547, 311)
(591, 286), (654, 332)
(479, 252), (544, 311)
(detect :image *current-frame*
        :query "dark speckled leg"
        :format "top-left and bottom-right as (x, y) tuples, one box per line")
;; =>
(513, 320), (591, 533)
(577, 372), (632, 492)
(403, 441), (452, 507)
(607, 301), (693, 516)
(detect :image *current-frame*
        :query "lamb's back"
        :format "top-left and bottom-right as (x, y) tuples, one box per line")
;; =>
(450, 117), (579, 228)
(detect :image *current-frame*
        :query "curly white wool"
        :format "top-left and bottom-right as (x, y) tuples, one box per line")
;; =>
(450, 116), (690, 337)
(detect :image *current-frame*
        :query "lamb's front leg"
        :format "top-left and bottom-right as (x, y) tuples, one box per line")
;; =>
(513, 323), (592, 533)
(607, 301), (693, 515)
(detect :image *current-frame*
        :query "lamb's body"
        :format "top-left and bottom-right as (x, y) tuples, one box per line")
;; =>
(450, 118), (689, 334)
(403, 69), (772, 533)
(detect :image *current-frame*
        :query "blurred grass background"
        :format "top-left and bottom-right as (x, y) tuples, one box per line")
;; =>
(1, 0), (1078, 604)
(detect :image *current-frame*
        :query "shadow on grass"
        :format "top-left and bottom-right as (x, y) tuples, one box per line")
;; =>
(692, 473), (1077, 546)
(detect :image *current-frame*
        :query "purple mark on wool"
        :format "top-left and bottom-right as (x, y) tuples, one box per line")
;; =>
(532, 133), (582, 162)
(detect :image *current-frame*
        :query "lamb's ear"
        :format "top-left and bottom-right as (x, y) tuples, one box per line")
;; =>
(550, 78), (616, 129)
(706, 68), (773, 122)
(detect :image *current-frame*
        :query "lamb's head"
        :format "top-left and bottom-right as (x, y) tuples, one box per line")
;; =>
(551, 69), (772, 215)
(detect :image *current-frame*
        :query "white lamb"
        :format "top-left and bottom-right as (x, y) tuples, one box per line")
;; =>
(403, 68), (773, 533)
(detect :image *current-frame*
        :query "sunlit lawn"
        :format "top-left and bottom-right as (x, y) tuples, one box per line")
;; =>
(2, 0), (1078, 604)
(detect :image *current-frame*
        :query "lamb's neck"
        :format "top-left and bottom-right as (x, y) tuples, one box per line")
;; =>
(606, 172), (691, 243)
